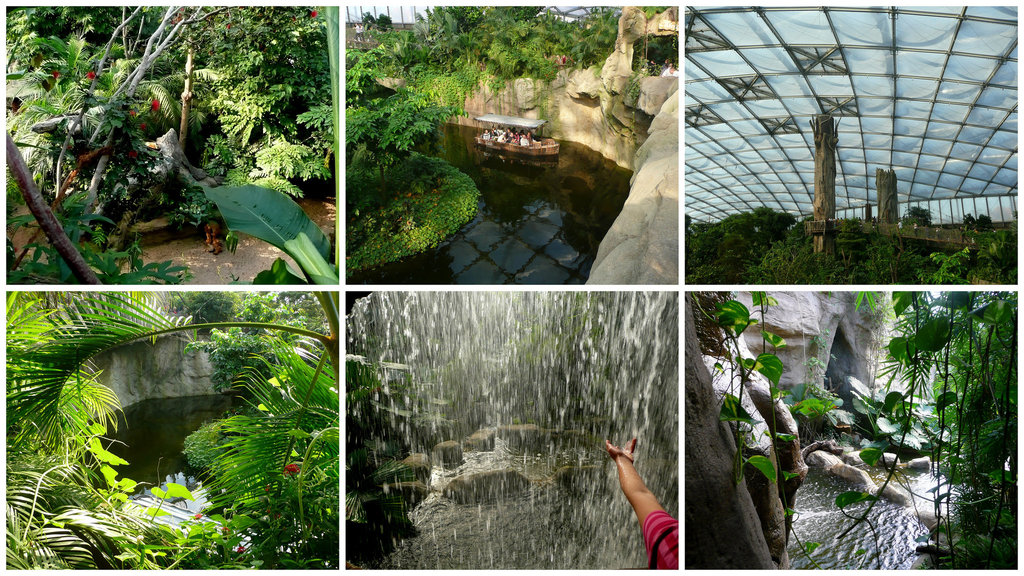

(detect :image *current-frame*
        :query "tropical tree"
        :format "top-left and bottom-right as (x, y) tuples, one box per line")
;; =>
(6, 291), (340, 568)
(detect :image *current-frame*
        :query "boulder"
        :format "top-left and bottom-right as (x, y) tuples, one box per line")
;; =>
(443, 469), (530, 504)
(154, 129), (219, 187)
(93, 333), (215, 408)
(636, 76), (678, 116)
(432, 441), (463, 468)
(875, 482), (911, 507)
(805, 450), (843, 469)
(566, 68), (603, 100)
(840, 451), (864, 466)
(906, 456), (932, 471)
(497, 424), (551, 452)
(600, 6), (647, 95)
(829, 461), (875, 489)
(874, 452), (901, 469)
(588, 90), (678, 285)
(401, 453), (431, 485)
(384, 481), (428, 507)
(377, 77), (406, 90)
(464, 428), (495, 452)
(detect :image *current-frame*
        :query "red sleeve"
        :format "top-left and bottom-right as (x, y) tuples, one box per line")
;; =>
(642, 510), (679, 569)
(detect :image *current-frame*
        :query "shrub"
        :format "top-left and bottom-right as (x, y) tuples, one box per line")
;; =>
(183, 420), (225, 471)
(346, 153), (479, 275)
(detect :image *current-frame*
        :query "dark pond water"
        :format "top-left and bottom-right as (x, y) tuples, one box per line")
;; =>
(109, 395), (235, 494)
(350, 123), (632, 284)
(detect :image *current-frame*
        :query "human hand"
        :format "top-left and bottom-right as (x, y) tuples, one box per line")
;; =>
(605, 438), (637, 463)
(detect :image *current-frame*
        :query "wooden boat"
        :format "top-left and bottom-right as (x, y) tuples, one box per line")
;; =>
(474, 113), (559, 158)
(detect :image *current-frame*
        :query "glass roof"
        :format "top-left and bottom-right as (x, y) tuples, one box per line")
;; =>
(685, 7), (1018, 222)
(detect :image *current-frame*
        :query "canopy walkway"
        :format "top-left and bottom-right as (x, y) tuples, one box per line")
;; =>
(804, 220), (978, 248)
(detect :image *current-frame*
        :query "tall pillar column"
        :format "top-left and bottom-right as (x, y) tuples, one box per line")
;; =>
(811, 114), (837, 254)
(876, 168), (898, 224)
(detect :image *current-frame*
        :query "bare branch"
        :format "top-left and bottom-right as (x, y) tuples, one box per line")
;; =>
(7, 133), (100, 284)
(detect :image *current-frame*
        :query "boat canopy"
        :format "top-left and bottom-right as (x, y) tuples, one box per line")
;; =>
(475, 114), (547, 130)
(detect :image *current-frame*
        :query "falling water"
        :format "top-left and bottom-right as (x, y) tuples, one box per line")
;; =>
(347, 292), (678, 569)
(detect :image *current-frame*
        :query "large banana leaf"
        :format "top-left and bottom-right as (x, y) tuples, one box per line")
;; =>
(203, 184), (338, 284)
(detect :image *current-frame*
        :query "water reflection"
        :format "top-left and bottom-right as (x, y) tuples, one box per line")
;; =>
(350, 124), (631, 284)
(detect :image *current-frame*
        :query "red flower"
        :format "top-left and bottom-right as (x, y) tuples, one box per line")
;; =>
(283, 463), (300, 476)
(193, 513), (202, 520)
(226, 23), (231, 30)
(140, 123), (146, 130)
(221, 526), (230, 534)
(310, 10), (318, 18)
(235, 545), (246, 554)
(51, 70), (60, 79)
(86, 71), (96, 80)
(128, 150), (138, 159)
(151, 99), (160, 112)
(129, 109), (137, 117)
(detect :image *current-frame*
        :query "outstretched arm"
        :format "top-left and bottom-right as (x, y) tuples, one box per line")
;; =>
(606, 438), (664, 526)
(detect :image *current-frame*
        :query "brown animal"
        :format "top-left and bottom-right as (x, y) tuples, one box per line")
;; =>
(204, 221), (224, 255)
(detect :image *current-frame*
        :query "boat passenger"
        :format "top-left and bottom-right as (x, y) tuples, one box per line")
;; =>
(482, 129), (491, 141)
(520, 133), (529, 147)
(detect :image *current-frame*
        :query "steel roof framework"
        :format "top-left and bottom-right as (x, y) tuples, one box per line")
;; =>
(685, 6), (1018, 223)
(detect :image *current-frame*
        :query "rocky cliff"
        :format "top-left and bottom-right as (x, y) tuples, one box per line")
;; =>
(736, 292), (893, 406)
(93, 333), (215, 408)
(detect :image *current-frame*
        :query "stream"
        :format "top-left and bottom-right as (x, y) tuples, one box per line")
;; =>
(790, 466), (941, 569)
(350, 124), (631, 284)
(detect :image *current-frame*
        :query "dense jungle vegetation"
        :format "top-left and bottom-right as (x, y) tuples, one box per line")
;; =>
(686, 208), (1017, 285)
(695, 291), (1016, 569)
(7, 292), (339, 568)
(345, 7), (676, 276)
(7, 6), (338, 284)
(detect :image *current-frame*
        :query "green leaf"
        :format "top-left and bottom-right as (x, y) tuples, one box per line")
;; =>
(855, 548), (867, 556)
(100, 465), (118, 488)
(204, 184), (334, 279)
(883, 391), (904, 414)
(164, 482), (194, 501)
(755, 353), (784, 386)
(719, 393), (755, 426)
(888, 336), (914, 364)
(774, 433), (797, 443)
(145, 507), (171, 517)
(715, 300), (752, 337)
(947, 292), (970, 309)
(876, 416), (898, 435)
(751, 292), (778, 307)
(915, 317), (951, 352)
(288, 429), (312, 439)
(860, 448), (884, 466)
(893, 292), (913, 317)
(746, 455), (777, 484)
(117, 478), (138, 492)
(253, 257), (309, 284)
(935, 390), (958, 413)
(761, 330), (786, 349)
(971, 300), (1014, 325)
(835, 490), (877, 508)
(282, 232), (340, 284)
(782, 470), (800, 481)
(151, 487), (166, 499)
(804, 541), (821, 554)
(89, 437), (130, 466)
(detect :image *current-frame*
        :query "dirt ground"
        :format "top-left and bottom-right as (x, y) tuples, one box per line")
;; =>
(9, 197), (337, 285)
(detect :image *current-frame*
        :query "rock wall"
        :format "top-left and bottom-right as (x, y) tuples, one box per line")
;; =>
(587, 90), (678, 284)
(736, 292), (893, 405)
(685, 296), (777, 569)
(456, 7), (679, 170)
(93, 333), (216, 408)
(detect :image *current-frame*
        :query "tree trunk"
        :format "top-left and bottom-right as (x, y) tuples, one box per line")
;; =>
(179, 46), (195, 150)
(811, 114), (837, 254)
(877, 168), (898, 224)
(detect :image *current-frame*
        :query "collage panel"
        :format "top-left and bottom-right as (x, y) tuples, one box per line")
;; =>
(7, 290), (340, 568)
(345, 6), (678, 285)
(685, 290), (1018, 569)
(6, 6), (339, 286)
(684, 6), (1017, 285)
(345, 290), (678, 568)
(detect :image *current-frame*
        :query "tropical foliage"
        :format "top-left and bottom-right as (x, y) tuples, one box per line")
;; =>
(6, 7), (336, 284)
(6, 292), (339, 568)
(686, 209), (1018, 285)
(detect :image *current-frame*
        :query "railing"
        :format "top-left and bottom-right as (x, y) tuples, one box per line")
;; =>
(804, 220), (977, 247)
